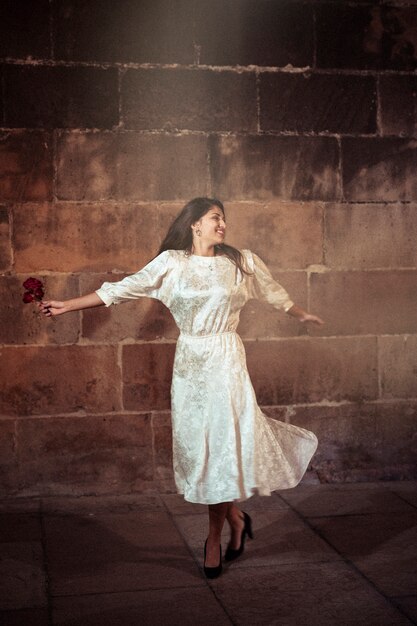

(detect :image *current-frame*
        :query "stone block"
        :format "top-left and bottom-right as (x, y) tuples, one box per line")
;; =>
(379, 335), (417, 399)
(152, 412), (175, 486)
(16, 414), (154, 496)
(324, 203), (417, 269)
(0, 205), (11, 270)
(238, 271), (307, 339)
(116, 133), (208, 201)
(4, 65), (119, 129)
(309, 270), (417, 336)
(56, 132), (117, 201)
(380, 75), (417, 137)
(224, 202), (323, 268)
(57, 132), (208, 201)
(0, 0), (50, 59)
(195, 0), (313, 67)
(122, 344), (176, 411)
(13, 202), (161, 273)
(260, 72), (376, 134)
(82, 274), (178, 342)
(316, 4), (417, 71)
(53, 0), (194, 64)
(0, 131), (53, 201)
(0, 419), (18, 494)
(342, 138), (417, 201)
(244, 336), (378, 404)
(290, 402), (417, 479)
(122, 68), (257, 132)
(210, 135), (340, 201)
(0, 274), (79, 345)
(0, 346), (121, 416)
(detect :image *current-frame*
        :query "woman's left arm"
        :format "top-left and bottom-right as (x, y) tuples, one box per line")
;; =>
(286, 304), (324, 326)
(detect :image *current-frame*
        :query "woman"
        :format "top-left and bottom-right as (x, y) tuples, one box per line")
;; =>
(40, 197), (324, 579)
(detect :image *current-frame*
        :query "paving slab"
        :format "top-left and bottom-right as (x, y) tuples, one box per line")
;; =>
(41, 494), (164, 516)
(384, 481), (417, 509)
(174, 509), (340, 569)
(161, 493), (289, 516)
(208, 561), (412, 626)
(0, 607), (49, 626)
(0, 498), (41, 514)
(0, 542), (46, 610)
(310, 511), (417, 596)
(0, 512), (42, 542)
(277, 482), (414, 517)
(43, 510), (203, 596)
(52, 586), (232, 625)
(394, 596), (417, 624)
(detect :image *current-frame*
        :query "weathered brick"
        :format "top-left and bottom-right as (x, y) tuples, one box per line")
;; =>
(122, 344), (176, 411)
(13, 202), (160, 273)
(0, 274), (80, 345)
(210, 135), (340, 201)
(4, 65), (119, 129)
(342, 138), (417, 201)
(224, 202), (323, 268)
(57, 132), (208, 201)
(324, 203), (417, 269)
(260, 73), (376, 134)
(195, 0), (314, 67)
(379, 335), (417, 399)
(0, 205), (11, 270)
(53, 0), (194, 64)
(290, 401), (417, 479)
(310, 270), (417, 336)
(16, 414), (154, 496)
(316, 4), (417, 71)
(238, 271), (307, 339)
(81, 273), (179, 342)
(0, 419), (18, 494)
(0, 131), (53, 201)
(379, 75), (417, 137)
(0, 0), (50, 59)
(245, 336), (378, 404)
(0, 346), (121, 416)
(122, 68), (257, 132)
(116, 133), (208, 201)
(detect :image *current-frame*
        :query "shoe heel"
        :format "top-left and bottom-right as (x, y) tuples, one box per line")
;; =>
(243, 512), (253, 540)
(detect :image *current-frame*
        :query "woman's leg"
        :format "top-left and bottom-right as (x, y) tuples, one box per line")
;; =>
(205, 502), (229, 566)
(225, 503), (245, 549)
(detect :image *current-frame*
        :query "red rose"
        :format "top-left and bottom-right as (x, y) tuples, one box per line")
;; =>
(23, 277), (43, 291)
(23, 292), (34, 303)
(34, 287), (44, 299)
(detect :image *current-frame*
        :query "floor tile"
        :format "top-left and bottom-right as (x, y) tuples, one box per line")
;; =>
(384, 481), (417, 509)
(393, 596), (417, 624)
(0, 542), (46, 610)
(278, 482), (414, 517)
(43, 511), (203, 595)
(53, 586), (232, 625)
(175, 509), (340, 568)
(208, 562), (412, 626)
(310, 511), (417, 596)
(41, 494), (164, 516)
(0, 512), (42, 543)
(0, 607), (49, 626)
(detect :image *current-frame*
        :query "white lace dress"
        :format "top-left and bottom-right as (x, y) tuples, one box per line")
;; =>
(96, 249), (318, 504)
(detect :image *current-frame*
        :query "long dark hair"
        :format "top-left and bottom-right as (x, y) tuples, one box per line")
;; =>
(157, 197), (252, 276)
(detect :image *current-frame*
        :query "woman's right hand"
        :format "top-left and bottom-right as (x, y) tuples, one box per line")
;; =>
(38, 300), (66, 317)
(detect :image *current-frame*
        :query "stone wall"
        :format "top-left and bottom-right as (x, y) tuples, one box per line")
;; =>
(1, 0), (416, 497)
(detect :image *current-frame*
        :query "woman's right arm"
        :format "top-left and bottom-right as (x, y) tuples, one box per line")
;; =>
(38, 292), (105, 317)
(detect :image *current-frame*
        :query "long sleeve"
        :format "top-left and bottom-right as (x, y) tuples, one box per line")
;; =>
(246, 250), (294, 312)
(95, 250), (173, 307)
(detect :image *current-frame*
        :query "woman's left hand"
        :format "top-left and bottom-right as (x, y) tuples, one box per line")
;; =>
(300, 313), (325, 325)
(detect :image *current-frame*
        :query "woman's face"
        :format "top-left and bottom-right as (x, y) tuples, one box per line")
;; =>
(192, 206), (226, 245)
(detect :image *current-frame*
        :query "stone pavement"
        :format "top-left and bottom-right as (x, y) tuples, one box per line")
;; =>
(0, 480), (416, 626)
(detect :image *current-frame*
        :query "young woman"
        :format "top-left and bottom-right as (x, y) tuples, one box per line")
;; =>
(40, 197), (324, 579)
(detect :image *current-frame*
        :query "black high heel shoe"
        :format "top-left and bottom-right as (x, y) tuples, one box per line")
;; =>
(225, 511), (253, 562)
(203, 538), (223, 579)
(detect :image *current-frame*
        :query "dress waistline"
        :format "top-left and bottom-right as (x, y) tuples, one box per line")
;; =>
(179, 330), (238, 339)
